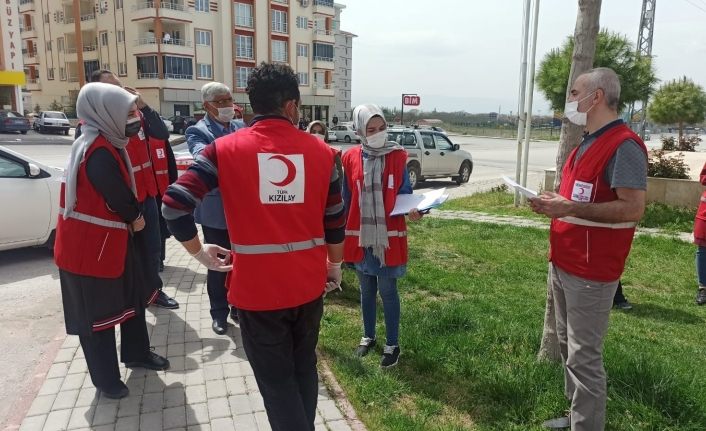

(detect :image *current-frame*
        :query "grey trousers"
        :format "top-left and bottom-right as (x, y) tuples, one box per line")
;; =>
(549, 263), (618, 431)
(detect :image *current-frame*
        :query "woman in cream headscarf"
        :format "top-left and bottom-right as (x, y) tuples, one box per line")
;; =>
(54, 82), (169, 400)
(340, 104), (423, 369)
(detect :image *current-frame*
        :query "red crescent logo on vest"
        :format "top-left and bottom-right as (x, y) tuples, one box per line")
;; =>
(268, 155), (297, 187)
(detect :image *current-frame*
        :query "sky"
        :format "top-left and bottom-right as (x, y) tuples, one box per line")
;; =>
(340, 0), (706, 115)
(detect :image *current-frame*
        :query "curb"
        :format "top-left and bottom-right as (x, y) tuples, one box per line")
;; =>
(318, 354), (367, 431)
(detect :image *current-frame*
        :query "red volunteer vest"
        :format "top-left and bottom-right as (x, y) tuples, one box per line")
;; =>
(216, 118), (337, 311)
(693, 162), (706, 243)
(549, 123), (646, 281)
(341, 146), (409, 266)
(54, 136), (131, 278)
(126, 113), (158, 202)
(149, 137), (170, 195)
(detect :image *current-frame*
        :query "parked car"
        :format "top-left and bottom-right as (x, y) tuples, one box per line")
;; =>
(0, 110), (30, 134)
(387, 127), (473, 188)
(327, 130), (337, 142)
(0, 146), (62, 251)
(161, 116), (174, 133)
(168, 115), (198, 134)
(33, 111), (71, 135)
(329, 124), (361, 143)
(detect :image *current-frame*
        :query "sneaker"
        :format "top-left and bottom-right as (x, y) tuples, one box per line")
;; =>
(152, 290), (179, 309)
(696, 288), (706, 305)
(355, 337), (376, 357)
(613, 300), (633, 310)
(380, 345), (400, 368)
(542, 415), (570, 429)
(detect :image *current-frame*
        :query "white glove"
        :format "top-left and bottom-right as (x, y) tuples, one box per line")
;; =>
(325, 260), (342, 294)
(191, 244), (233, 272)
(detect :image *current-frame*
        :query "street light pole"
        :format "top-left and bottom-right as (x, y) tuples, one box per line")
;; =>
(514, 0), (532, 206)
(520, 0), (541, 204)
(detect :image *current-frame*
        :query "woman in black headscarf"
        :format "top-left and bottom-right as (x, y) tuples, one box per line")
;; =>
(54, 82), (169, 399)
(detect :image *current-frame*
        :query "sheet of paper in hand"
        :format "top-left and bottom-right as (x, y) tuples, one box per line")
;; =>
(391, 188), (449, 216)
(502, 176), (538, 198)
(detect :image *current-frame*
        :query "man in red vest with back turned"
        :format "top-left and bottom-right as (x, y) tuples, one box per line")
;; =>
(530, 68), (647, 431)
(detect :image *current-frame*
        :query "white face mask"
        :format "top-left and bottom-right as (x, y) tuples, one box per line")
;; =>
(365, 130), (387, 149)
(215, 106), (235, 123)
(564, 91), (596, 126)
(313, 133), (325, 141)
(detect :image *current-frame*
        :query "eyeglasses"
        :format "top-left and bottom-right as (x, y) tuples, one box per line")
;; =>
(209, 98), (233, 106)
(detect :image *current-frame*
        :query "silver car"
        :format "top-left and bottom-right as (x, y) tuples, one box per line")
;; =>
(329, 124), (361, 143)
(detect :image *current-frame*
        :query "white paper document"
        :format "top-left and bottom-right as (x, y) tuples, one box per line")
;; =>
(391, 188), (449, 216)
(502, 175), (538, 198)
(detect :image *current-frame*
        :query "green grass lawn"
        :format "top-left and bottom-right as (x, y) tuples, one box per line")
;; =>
(319, 218), (706, 430)
(442, 189), (696, 233)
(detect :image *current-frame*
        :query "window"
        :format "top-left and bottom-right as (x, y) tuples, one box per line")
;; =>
(296, 16), (308, 29)
(296, 43), (308, 57)
(312, 43), (333, 61)
(44, 13), (49, 23)
(100, 32), (108, 46)
(137, 56), (158, 78)
(195, 0), (209, 12)
(195, 30), (211, 46)
(118, 62), (127, 76)
(102, 63), (110, 70)
(47, 68), (54, 80)
(235, 35), (253, 59)
(57, 37), (64, 52)
(271, 10), (287, 33)
(163, 56), (193, 79)
(235, 66), (252, 88)
(420, 132), (434, 149)
(297, 72), (308, 85)
(117, 30), (125, 43)
(197, 63), (212, 79)
(271, 40), (287, 62)
(116, 0), (123, 8)
(0, 156), (26, 178)
(234, 3), (253, 27)
(46, 41), (52, 51)
(433, 134), (453, 151)
(59, 67), (66, 80)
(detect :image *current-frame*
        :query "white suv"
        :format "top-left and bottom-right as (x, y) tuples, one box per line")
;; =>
(34, 111), (71, 135)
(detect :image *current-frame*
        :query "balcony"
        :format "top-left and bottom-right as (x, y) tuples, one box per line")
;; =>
(137, 72), (194, 89)
(25, 78), (41, 90)
(20, 26), (37, 39)
(235, 16), (254, 29)
(313, 28), (334, 43)
(22, 51), (38, 64)
(271, 0), (288, 4)
(235, 47), (254, 60)
(80, 13), (95, 22)
(134, 37), (193, 56)
(271, 22), (288, 34)
(19, 0), (34, 12)
(312, 83), (334, 96)
(312, 0), (334, 15)
(131, 2), (157, 20)
(160, 2), (192, 21)
(312, 56), (334, 70)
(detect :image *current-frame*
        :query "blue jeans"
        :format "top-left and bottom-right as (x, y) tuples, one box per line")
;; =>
(356, 271), (400, 346)
(696, 246), (706, 286)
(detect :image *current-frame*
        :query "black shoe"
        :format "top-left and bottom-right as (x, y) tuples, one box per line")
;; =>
(212, 319), (227, 335)
(613, 300), (633, 310)
(697, 288), (706, 305)
(152, 291), (179, 309)
(125, 351), (170, 371)
(380, 345), (400, 368)
(159, 261), (165, 272)
(542, 415), (570, 429)
(99, 382), (129, 399)
(355, 337), (376, 357)
(230, 308), (239, 324)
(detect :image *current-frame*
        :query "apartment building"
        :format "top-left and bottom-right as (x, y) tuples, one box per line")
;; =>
(20, 0), (348, 124)
(0, 0), (26, 112)
(331, 2), (353, 122)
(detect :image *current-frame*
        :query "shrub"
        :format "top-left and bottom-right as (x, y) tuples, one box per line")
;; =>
(647, 149), (690, 179)
(660, 135), (701, 152)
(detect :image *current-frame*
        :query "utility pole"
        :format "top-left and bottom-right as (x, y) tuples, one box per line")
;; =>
(628, 0), (657, 139)
(514, 0), (532, 206)
(520, 0), (541, 203)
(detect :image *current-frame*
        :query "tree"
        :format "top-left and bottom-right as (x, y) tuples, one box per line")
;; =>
(648, 77), (706, 140)
(537, 30), (657, 114)
(537, 0), (603, 363)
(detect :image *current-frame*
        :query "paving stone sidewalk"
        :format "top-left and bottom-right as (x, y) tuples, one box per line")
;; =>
(15, 239), (356, 431)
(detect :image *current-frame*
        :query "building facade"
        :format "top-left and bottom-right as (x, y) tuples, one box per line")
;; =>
(19, 0), (350, 124)
(0, 0), (26, 112)
(331, 2), (353, 123)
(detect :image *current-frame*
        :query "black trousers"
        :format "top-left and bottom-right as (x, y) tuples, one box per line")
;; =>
(202, 225), (235, 321)
(79, 310), (150, 392)
(614, 281), (626, 304)
(239, 296), (323, 431)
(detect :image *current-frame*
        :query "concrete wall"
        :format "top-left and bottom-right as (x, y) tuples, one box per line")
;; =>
(544, 169), (703, 208)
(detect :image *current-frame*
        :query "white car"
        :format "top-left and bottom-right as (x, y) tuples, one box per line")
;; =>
(161, 116), (174, 133)
(329, 124), (361, 143)
(0, 146), (62, 251)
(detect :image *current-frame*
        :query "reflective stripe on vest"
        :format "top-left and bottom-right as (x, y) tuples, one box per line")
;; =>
(230, 238), (325, 255)
(131, 161), (153, 172)
(58, 208), (128, 230)
(344, 229), (408, 237)
(558, 216), (637, 230)
(154, 169), (169, 175)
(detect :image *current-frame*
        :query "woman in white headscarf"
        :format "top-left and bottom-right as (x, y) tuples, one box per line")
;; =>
(54, 82), (169, 400)
(340, 104), (423, 369)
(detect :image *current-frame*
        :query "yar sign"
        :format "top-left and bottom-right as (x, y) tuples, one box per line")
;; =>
(403, 95), (420, 106)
